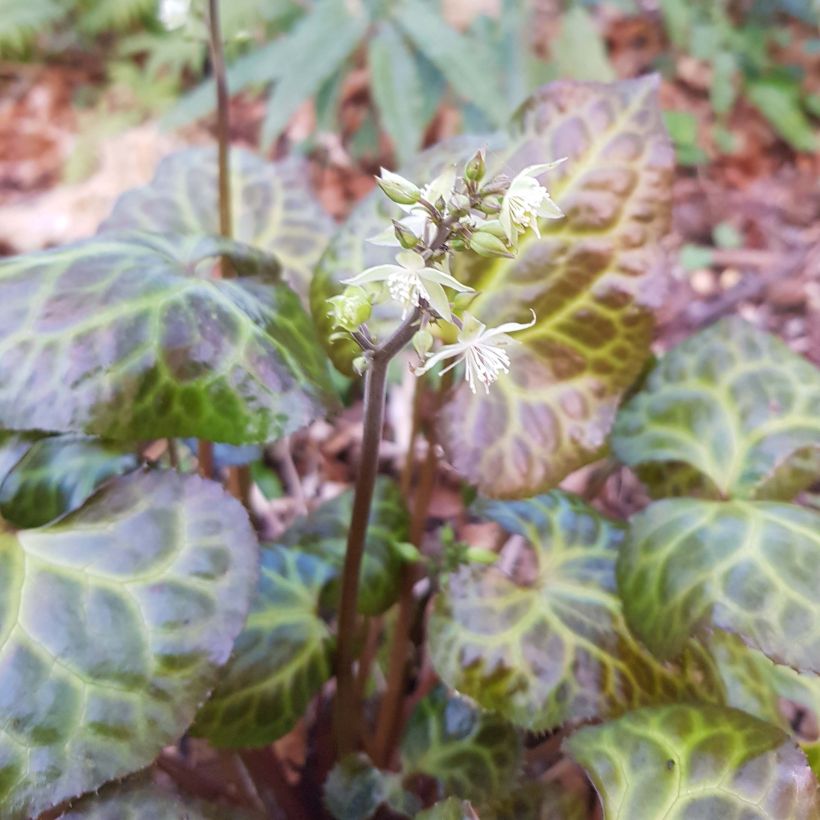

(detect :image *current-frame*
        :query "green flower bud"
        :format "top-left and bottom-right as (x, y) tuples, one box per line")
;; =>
(412, 328), (434, 359)
(376, 168), (420, 205)
(474, 218), (506, 239)
(327, 286), (372, 331)
(392, 220), (419, 249)
(465, 149), (486, 182)
(352, 356), (369, 376)
(449, 193), (471, 213)
(464, 546), (498, 565)
(468, 230), (514, 258)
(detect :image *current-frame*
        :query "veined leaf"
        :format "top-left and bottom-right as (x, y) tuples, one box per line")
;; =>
(368, 22), (426, 165)
(619, 499), (820, 672)
(0, 435), (137, 529)
(565, 704), (820, 819)
(276, 476), (410, 615)
(324, 754), (420, 820)
(395, 0), (507, 126)
(0, 232), (336, 443)
(613, 318), (820, 500)
(0, 471), (258, 819)
(193, 547), (334, 748)
(400, 686), (521, 801)
(100, 147), (335, 300)
(428, 492), (715, 732)
(259, 0), (368, 148)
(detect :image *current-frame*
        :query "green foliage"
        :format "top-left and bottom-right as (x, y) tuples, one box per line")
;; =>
(428, 492), (716, 732)
(0, 470), (258, 819)
(0, 434), (137, 528)
(0, 0), (65, 54)
(566, 704), (820, 818)
(0, 232), (336, 444)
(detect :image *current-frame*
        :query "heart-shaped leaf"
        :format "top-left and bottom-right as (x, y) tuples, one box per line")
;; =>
(619, 499), (820, 672)
(0, 232), (336, 443)
(193, 546), (334, 748)
(0, 470), (258, 819)
(276, 477), (410, 615)
(707, 630), (820, 776)
(0, 435), (138, 528)
(400, 686), (521, 801)
(100, 147), (335, 300)
(613, 318), (820, 500)
(428, 492), (715, 732)
(565, 704), (820, 819)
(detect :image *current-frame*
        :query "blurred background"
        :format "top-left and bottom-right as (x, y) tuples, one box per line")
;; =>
(0, 0), (818, 362)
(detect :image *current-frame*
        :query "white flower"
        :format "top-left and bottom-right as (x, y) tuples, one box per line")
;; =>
(341, 250), (473, 321)
(499, 161), (565, 243)
(415, 311), (536, 393)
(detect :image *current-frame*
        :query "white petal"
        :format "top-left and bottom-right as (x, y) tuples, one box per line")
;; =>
(420, 267), (475, 292)
(481, 310), (537, 339)
(366, 226), (400, 246)
(423, 280), (452, 322)
(538, 197), (565, 219)
(342, 264), (401, 285)
(396, 250), (425, 270)
(415, 344), (466, 375)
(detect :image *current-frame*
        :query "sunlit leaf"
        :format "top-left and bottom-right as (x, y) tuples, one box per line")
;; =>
(613, 318), (820, 500)
(428, 492), (715, 732)
(193, 546), (334, 748)
(400, 686), (521, 800)
(100, 147), (334, 301)
(0, 435), (137, 528)
(0, 470), (258, 819)
(324, 754), (420, 820)
(276, 477), (410, 615)
(619, 498), (820, 672)
(0, 232), (336, 443)
(565, 704), (820, 819)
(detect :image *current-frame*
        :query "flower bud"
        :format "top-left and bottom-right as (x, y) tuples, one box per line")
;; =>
(412, 328), (434, 359)
(376, 168), (421, 205)
(468, 230), (513, 258)
(352, 356), (369, 376)
(465, 149), (486, 182)
(392, 220), (419, 249)
(449, 193), (471, 213)
(465, 546), (498, 565)
(327, 286), (372, 331)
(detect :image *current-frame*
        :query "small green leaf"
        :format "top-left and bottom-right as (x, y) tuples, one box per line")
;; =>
(324, 754), (420, 820)
(416, 798), (477, 820)
(619, 498), (820, 672)
(368, 22), (426, 165)
(0, 435), (138, 528)
(0, 470), (258, 819)
(275, 477), (410, 615)
(394, 0), (507, 126)
(552, 7), (615, 82)
(400, 686), (521, 800)
(428, 493), (715, 732)
(613, 318), (820, 499)
(193, 546), (334, 748)
(0, 232), (336, 444)
(259, 1), (368, 148)
(100, 147), (334, 300)
(481, 781), (587, 820)
(747, 78), (819, 153)
(663, 110), (707, 166)
(565, 704), (820, 819)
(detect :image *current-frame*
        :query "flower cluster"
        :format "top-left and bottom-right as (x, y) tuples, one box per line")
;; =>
(327, 149), (564, 393)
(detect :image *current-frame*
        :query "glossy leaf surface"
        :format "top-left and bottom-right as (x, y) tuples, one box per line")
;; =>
(565, 704), (820, 819)
(0, 232), (335, 443)
(0, 470), (258, 819)
(276, 477), (410, 615)
(619, 499), (820, 672)
(400, 686), (521, 800)
(0, 435), (137, 528)
(101, 147), (334, 300)
(613, 318), (820, 499)
(428, 493), (713, 731)
(193, 547), (334, 748)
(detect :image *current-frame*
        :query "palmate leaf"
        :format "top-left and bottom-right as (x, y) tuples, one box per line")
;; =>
(0, 232), (335, 444)
(400, 686), (521, 801)
(277, 477), (410, 615)
(0, 434), (138, 528)
(0, 470), (258, 819)
(312, 78), (673, 497)
(619, 499), (820, 672)
(428, 492), (716, 732)
(100, 147), (335, 301)
(565, 704), (820, 819)
(193, 547), (334, 748)
(613, 318), (820, 500)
